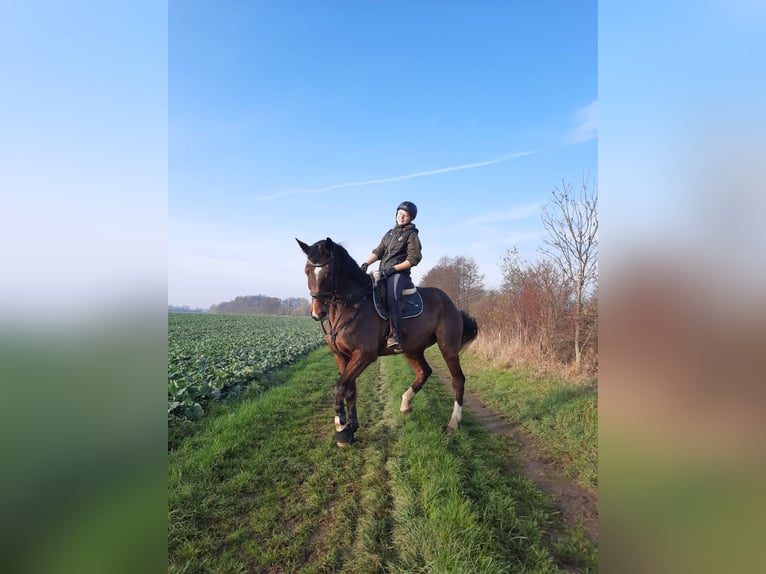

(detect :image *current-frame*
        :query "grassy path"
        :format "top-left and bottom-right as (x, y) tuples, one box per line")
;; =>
(169, 347), (596, 572)
(428, 349), (598, 545)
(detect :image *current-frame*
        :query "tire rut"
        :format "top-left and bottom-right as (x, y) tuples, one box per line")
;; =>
(432, 361), (599, 544)
(344, 359), (397, 569)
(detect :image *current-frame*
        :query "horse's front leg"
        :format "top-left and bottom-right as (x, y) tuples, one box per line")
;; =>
(333, 380), (348, 436)
(332, 353), (350, 435)
(332, 350), (374, 447)
(346, 380), (359, 434)
(333, 352), (348, 375)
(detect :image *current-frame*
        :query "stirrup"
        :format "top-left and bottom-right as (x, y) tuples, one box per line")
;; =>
(386, 336), (403, 353)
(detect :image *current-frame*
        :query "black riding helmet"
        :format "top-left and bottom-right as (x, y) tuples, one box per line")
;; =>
(396, 201), (417, 221)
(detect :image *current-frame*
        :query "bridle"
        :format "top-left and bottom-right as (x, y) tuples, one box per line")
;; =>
(307, 255), (370, 306)
(306, 256), (339, 302)
(305, 253), (374, 360)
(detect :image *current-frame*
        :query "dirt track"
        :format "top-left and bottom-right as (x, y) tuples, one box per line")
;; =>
(434, 365), (598, 543)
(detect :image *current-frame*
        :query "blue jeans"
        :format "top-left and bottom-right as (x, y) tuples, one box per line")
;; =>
(385, 272), (414, 338)
(385, 272), (414, 306)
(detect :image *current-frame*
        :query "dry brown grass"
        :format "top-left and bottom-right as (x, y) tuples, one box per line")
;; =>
(468, 329), (597, 383)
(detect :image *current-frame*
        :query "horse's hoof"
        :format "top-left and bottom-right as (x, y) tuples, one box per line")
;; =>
(336, 435), (355, 448)
(400, 407), (411, 414)
(335, 427), (354, 445)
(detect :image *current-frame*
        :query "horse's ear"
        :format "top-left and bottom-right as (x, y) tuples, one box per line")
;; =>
(296, 238), (311, 255)
(325, 237), (334, 247)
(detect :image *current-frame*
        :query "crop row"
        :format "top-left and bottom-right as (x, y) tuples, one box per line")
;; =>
(168, 313), (325, 420)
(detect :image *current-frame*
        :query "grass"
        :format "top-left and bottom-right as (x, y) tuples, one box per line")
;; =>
(383, 356), (562, 573)
(456, 350), (598, 492)
(169, 346), (597, 572)
(168, 349), (344, 573)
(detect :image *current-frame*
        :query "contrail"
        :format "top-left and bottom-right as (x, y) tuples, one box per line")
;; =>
(256, 150), (537, 201)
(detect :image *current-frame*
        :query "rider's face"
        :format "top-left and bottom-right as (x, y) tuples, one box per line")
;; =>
(396, 209), (412, 225)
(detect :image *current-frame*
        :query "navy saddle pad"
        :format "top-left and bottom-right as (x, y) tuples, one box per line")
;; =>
(372, 285), (424, 321)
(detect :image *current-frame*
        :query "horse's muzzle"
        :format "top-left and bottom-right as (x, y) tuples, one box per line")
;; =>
(311, 309), (327, 321)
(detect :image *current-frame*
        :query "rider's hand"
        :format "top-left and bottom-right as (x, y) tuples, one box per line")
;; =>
(360, 262), (369, 273)
(383, 266), (396, 278)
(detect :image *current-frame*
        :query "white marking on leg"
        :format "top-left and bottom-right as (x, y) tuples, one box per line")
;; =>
(335, 415), (347, 432)
(400, 387), (416, 412)
(447, 401), (462, 432)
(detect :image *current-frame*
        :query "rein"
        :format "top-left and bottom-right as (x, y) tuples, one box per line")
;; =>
(319, 307), (360, 361)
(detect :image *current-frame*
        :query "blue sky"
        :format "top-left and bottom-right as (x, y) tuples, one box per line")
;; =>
(169, 1), (597, 308)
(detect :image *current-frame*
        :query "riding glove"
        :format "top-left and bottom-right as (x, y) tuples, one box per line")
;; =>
(382, 266), (396, 278)
(360, 262), (368, 272)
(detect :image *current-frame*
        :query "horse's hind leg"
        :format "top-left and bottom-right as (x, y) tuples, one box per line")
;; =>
(442, 353), (466, 433)
(400, 351), (432, 413)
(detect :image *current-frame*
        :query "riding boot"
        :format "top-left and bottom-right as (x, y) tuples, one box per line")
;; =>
(387, 305), (403, 353)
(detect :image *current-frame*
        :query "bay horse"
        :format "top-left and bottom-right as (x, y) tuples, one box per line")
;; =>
(297, 237), (478, 447)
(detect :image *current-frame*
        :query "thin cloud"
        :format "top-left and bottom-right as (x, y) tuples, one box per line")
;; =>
(566, 100), (598, 144)
(256, 150), (537, 201)
(467, 230), (544, 251)
(463, 202), (543, 225)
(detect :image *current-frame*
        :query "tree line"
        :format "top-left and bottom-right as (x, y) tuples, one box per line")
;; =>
(208, 295), (311, 317)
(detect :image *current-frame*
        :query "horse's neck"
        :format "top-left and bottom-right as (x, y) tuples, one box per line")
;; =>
(340, 274), (369, 299)
(328, 277), (372, 315)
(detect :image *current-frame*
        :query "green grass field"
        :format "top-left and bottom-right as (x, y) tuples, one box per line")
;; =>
(169, 342), (597, 572)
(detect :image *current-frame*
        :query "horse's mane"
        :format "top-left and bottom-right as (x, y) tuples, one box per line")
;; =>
(327, 239), (369, 286)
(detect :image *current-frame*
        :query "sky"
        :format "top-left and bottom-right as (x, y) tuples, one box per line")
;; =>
(168, 1), (597, 309)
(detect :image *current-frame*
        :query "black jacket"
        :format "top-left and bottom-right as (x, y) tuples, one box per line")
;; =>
(372, 223), (422, 272)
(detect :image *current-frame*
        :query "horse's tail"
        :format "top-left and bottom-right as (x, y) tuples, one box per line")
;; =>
(459, 311), (478, 351)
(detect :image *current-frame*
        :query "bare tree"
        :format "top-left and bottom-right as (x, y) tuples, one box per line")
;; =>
(453, 255), (485, 310)
(420, 255), (485, 311)
(494, 247), (571, 358)
(540, 175), (598, 372)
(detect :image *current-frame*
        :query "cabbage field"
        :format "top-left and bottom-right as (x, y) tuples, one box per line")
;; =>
(168, 313), (324, 420)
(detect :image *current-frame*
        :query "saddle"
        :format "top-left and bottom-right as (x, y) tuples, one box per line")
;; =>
(371, 276), (424, 321)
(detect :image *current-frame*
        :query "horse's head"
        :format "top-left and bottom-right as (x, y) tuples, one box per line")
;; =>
(296, 237), (336, 320)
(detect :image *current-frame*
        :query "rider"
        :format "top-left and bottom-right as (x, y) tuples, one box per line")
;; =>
(359, 201), (422, 353)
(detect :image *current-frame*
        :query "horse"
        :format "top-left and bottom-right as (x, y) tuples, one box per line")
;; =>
(296, 237), (478, 447)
